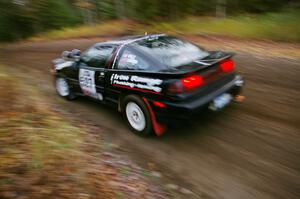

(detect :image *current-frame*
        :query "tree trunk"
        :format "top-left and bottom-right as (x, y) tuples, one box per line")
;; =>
(216, 0), (226, 18)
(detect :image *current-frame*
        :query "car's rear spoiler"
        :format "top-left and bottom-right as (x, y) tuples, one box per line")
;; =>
(197, 51), (234, 65)
(180, 51), (235, 74)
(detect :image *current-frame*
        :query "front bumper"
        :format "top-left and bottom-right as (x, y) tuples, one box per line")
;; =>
(154, 75), (244, 123)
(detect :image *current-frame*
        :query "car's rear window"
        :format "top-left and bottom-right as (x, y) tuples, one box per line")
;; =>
(134, 36), (209, 69)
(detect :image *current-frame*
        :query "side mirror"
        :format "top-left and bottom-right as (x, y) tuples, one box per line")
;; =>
(71, 49), (81, 61)
(62, 51), (71, 59)
(71, 49), (81, 56)
(61, 49), (81, 61)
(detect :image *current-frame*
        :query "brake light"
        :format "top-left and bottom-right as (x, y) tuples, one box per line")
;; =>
(181, 75), (204, 90)
(220, 59), (235, 73)
(167, 75), (204, 94)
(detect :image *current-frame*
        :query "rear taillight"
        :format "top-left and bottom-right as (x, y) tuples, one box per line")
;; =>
(167, 81), (184, 94)
(220, 59), (235, 73)
(181, 75), (204, 90)
(168, 75), (204, 94)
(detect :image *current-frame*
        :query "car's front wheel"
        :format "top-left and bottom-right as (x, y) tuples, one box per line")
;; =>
(55, 77), (76, 100)
(123, 95), (153, 136)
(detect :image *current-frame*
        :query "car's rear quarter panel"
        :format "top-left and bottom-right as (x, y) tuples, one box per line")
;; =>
(104, 70), (179, 102)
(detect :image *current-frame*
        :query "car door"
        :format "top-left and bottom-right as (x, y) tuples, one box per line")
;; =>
(78, 44), (115, 101)
(106, 46), (166, 103)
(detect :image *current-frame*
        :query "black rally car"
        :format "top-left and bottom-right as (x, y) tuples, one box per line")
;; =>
(52, 34), (244, 136)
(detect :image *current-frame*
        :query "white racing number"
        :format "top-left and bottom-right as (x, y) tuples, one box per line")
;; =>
(79, 69), (102, 99)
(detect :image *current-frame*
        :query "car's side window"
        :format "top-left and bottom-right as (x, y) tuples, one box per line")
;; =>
(81, 45), (114, 68)
(117, 49), (150, 70)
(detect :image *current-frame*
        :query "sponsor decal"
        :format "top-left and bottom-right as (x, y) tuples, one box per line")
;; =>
(79, 69), (103, 100)
(119, 53), (138, 66)
(110, 74), (163, 93)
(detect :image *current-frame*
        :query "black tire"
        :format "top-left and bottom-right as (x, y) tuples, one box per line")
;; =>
(122, 95), (153, 136)
(54, 76), (77, 100)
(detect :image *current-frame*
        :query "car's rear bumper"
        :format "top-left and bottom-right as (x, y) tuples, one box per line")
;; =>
(152, 75), (244, 124)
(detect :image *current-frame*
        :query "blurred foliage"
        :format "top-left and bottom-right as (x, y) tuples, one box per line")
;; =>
(147, 11), (300, 42)
(0, 0), (299, 42)
(31, 11), (300, 43)
(30, 20), (135, 41)
(0, 0), (81, 41)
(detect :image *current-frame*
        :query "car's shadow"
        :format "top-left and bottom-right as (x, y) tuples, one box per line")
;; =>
(65, 96), (235, 140)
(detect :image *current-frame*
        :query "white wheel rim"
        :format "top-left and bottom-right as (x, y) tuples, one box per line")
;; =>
(126, 102), (146, 132)
(56, 78), (69, 97)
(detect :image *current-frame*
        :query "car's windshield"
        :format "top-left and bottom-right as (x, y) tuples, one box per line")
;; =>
(134, 36), (209, 69)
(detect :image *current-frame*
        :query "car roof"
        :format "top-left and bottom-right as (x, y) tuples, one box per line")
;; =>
(94, 34), (166, 47)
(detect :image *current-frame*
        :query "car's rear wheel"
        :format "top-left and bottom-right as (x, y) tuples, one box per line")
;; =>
(55, 77), (76, 100)
(123, 95), (153, 136)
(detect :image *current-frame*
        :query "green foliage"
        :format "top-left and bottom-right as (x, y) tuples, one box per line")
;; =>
(93, 0), (117, 20)
(0, 0), (35, 41)
(0, 0), (81, 41)
(0, 0), (299, 42)
(30, 20), (134, 41)
(30, 0), (81, 31)
(148, 11), (300, 42)
(30, 11), (300, 43)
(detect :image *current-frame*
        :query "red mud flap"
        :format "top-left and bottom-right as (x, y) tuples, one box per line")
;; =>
(143, 98), (167, 136)
(234, 95), (245, 103)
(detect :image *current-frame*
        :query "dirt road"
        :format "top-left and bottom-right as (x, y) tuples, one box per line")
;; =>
(1, 37), (299, 199)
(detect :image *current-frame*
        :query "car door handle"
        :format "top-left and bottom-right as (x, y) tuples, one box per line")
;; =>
(98, 72), (105, 81)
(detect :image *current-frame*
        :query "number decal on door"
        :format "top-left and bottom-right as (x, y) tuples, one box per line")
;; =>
(79, 69), (99, 99)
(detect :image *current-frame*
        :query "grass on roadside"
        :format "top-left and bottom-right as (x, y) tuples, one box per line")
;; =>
(0, 64), (175, 199)
(0, 65), (114, 199)
(148, 11), (300, 42)
(29, 11), (300, 43)
(30, 20), (140, 42)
